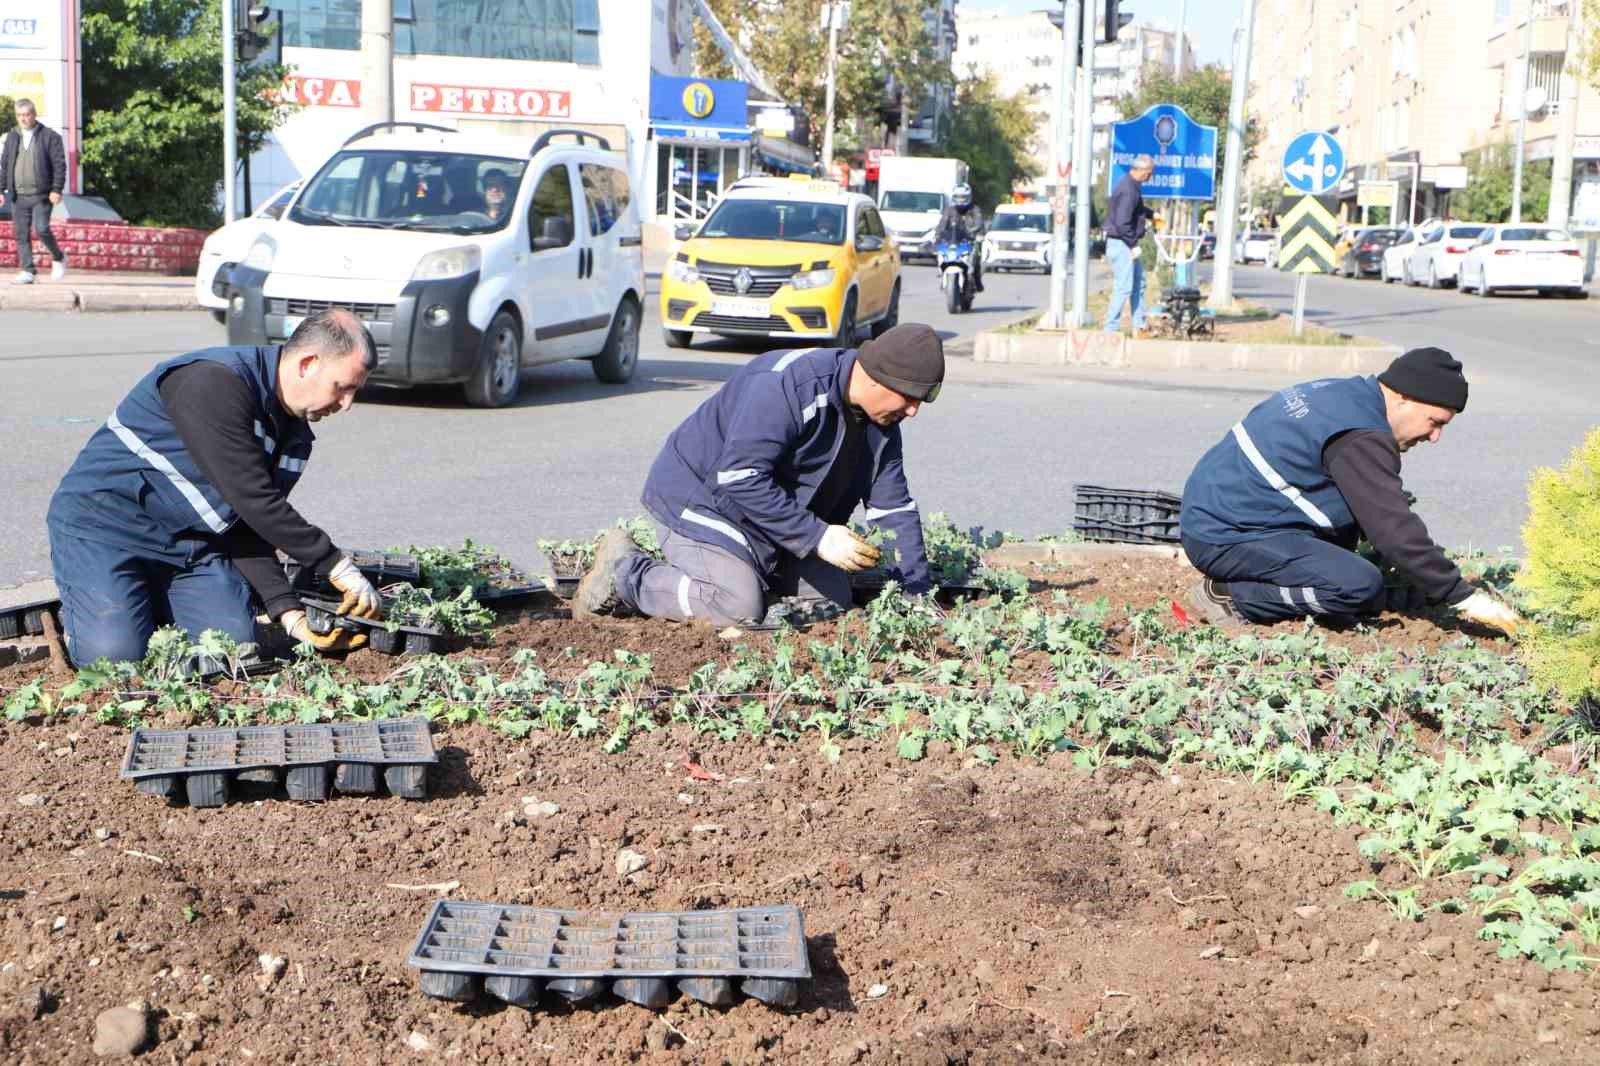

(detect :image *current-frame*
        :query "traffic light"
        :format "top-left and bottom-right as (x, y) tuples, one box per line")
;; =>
(236, 2), (280, 64)
(1103, 2), (1133, 45)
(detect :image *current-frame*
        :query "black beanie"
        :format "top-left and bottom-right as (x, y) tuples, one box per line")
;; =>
(1378, 347), (1468, 412)
(856, 323), (945, 402)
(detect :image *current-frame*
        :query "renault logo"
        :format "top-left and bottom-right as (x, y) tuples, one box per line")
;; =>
(733, 267), (754, 295)
(683, 81), (716, 119)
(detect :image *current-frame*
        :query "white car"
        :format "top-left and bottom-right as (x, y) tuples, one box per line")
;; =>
(226, 124), (644, 407)
(1403, 222), (1489, 288)
(1234, 230), (1277, 264)
(195, 182), (300, 321)
(1457, 224), (1587, 298)
(982, 204), (1052, 273)
(1380, 228), (1420, 283)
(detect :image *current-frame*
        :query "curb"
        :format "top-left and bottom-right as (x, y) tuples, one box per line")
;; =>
(983, 541), (1188, 566)
(973, 327), (1400, 376)
(0, 288), (198, 313)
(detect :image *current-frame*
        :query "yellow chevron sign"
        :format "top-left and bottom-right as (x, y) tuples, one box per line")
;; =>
(1278, 194), (1339, 274)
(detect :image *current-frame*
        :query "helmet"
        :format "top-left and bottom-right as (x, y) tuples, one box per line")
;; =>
(951, 183), (973, 209)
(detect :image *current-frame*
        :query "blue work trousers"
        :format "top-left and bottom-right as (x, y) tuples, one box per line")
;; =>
(47, 523), (257, 666)
(1181, 531), (1384, 623)
(1104, 239), (1146, 332)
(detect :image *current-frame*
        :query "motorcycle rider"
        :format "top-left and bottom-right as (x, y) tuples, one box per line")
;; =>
(935, 183), (984, 293)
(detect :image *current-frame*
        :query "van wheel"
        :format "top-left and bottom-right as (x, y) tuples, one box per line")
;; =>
(464, 311), (522, 408)
(592, 298), (640, 383)
(833, 293), (858, 348)
(870, 281), (901, 338)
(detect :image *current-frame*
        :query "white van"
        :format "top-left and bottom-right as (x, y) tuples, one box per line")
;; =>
(227, 124), (644, 407)
(982, 203), (1053, 273)
(876, 156), (968, 261)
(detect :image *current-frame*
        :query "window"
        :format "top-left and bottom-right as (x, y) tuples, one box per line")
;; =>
(278, 0), (361, 50)
(260, 183), (301, 220)
(699, 199), (848, 245)
(397, 0), (598, 63)
(292, 149), (527, 233)
(578, 163), (630, 236)
(863, 208), (886, 238)
(529, 165), (576, 250)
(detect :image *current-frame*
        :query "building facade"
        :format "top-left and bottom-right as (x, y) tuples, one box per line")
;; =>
(1242, 0), (1599, 229)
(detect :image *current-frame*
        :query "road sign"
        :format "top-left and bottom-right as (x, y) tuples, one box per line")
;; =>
(1107, 104), (1218, 201)
(1281, 131), (1345, 196)
(1278, 195), (1339, 274)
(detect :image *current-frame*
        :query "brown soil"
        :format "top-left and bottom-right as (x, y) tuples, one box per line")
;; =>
(2, 554), (1574, 1065)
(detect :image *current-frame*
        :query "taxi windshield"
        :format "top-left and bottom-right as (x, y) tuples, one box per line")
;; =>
(699, 199), (847, 245)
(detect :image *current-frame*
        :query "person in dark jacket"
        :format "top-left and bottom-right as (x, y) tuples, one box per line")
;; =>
(1103, 154), (1157, 334)
(934, 182), (985, 291)
(0, 99), (69, 285)
(46, 309), (385, 666)
(573, 324), (945, 626)
(1179, 347), (1522, 637)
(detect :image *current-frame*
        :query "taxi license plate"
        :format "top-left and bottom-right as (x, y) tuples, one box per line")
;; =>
(710, 298), (771, 318)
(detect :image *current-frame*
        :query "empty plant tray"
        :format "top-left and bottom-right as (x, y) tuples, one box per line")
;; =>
(0, 596), (58, 641)
(1072, 484), (1182, 545)
(407, 902), (811, 1010)
(119, 718), (438, 807)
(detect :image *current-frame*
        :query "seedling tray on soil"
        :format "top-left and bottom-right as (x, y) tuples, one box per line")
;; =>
(740, 597), (847, 632)
(0, 595), (58, 641)
(407, 902), (811, 1010)
(544, 550), (587, 600)
(119, 717), (437, 807)
(850, 575), (988, 606)
(285, 550), (423, 593)
(300, 593), (454, 656)
(1073, 484), (1182, 545)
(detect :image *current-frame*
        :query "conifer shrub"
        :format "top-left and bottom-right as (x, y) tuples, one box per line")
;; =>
(1520, 428), (1600, 701)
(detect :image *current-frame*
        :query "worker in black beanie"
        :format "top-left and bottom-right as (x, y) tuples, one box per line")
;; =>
(1177, 348), (1522, 637)
(572, 326), (944, 625)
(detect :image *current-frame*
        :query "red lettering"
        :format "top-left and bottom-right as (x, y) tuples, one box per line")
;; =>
(464, 87), (491, 113)
(411, 84), (439, 110)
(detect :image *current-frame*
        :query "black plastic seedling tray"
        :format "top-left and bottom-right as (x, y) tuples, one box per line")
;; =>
(543, 550), (588, 601)
(407, 902), (811, 1011)
(299, 593), (453, 657)
(850, 575), (988, 606)
(0, 596), (59, 641)
(285, 550), (423, 594)
(119, 718), (437, 807)
(739, 597), (847, 633)
(1072, 484), (1183, 545)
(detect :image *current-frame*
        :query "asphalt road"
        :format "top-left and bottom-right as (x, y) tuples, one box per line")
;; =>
(2, 258), (1594, 585)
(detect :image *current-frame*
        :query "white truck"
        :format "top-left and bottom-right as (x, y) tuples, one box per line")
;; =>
(876, 156), (969, 262)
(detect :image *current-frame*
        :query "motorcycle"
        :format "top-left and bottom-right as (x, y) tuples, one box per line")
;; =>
(936, 238), (976, 314)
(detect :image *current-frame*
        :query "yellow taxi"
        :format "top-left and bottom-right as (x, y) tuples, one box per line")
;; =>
(660, 177), (901, 349)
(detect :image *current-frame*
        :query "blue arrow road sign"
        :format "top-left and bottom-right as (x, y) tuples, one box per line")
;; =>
(1282, 131), (1345, 196)
(1107, 104), (1218, 201)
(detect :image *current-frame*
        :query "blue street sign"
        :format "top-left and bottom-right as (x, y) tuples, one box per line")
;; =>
(1281, 131), (1346, 196)
(1107, 104), (1218, 201)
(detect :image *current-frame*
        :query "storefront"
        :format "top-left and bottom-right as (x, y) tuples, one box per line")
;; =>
(648, 75), (752, 223)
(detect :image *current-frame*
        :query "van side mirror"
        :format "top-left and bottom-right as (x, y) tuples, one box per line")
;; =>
(532, 215), (572, 251)
(673, 222), (695, 241)
(856, 235), (884, 252)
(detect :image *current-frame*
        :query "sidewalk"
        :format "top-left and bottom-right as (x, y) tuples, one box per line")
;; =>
(0, 271), (199, 313)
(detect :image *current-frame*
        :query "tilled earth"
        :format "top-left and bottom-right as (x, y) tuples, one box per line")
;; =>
(2, 555), (1593, 1064)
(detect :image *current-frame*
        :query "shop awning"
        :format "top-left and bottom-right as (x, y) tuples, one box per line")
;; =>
(653, 124), (753, 145)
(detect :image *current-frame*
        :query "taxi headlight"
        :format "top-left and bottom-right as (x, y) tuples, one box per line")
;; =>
(789, 268), (836, 290)
(667, 259), (702, 285)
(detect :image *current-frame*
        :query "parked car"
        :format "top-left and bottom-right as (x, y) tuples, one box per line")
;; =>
(1456, 224), (1587, 298)
(227, 124), (644, 408)
(1403, 222), (1488, 288)
(1234, 230), (1277, 264)
(1380, 228), (1419, 283)
(195, 182), (300, 322)
(982, 202), (1051, 273)
(661, 178), (900, 349)
(1338, 227), (1404, 279)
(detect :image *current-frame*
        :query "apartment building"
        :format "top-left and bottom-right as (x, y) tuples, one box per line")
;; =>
(1243, 0), (1599, 229)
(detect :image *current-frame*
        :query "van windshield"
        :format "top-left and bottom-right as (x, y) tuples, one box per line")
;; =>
(991, 213), (1049, 233)
(699, 199), (847, 245)
(289, 149), (527, 234)
(880, 190), (945, 213)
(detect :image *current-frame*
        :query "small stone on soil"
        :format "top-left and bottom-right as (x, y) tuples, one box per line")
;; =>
(94, 827), (113, 842)
(522, 798), (561, 819)
(616, 848), (648, 877)
(405, 1030), (432, 1052)
(973, 961), (997, 986)
(255, 953), (286, 991)
(1178, 908), (1200, 931)
(866, 983), (890, 999)
(16, 793), (46, 808)
(93, 1005), (150, 1057)
(1293, 905), (1320, 919)
(1198, 945), (1225, 960)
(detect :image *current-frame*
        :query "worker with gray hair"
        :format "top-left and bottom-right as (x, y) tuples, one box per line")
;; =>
(1104, 153), (1157, 335)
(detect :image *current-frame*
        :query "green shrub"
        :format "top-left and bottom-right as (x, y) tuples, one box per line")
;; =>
(1520, 428), (1600, 699)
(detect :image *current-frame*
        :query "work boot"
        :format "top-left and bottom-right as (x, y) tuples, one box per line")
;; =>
(572, 529), (642, 618)
(1187, 578), (1247, 632)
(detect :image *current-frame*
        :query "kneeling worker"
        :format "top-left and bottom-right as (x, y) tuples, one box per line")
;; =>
(1179, 347), (1522, 636)
(46, 309), (385, 665)
(574, 325), (945, 624)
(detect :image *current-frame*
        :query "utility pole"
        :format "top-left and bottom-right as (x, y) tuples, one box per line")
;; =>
(223, 0), (237, 224)
(1209, 0), (1257, 311)
(1549, 0), (1583, 229)
(1512, 0), (1536, 225)
(1045, 1), (1079, 330)
(1070, 0), (1095, 325)
(1176, 0), (1187, 77)
(821, 2), (843, 172)
(362, 0), (394, 124)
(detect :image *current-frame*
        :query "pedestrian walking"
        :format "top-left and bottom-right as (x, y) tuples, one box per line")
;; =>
(0, 98), (69, 285)
(572, 325), (945, 626)
(1103, 154), (1156, 336)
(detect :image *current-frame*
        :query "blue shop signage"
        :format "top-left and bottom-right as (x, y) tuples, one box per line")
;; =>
(650, 74), (752, 143)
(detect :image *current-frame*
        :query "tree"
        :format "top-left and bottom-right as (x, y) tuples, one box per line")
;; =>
(0, 96), (15, 138)
(80, 0), (295, 228)
(1117, 64), (1260, 195)
(1456, 140), (1551, 223)
(940, 73), (1042, 211)
(695, 0), (949, 151)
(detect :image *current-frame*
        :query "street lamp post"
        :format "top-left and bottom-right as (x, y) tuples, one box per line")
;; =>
(821, 2), (843, 172)
(1511, 0), (1536, 225)
(1045, 1), (1079, 330)
(223, 0), (237, 224)
(1209, 0), (1259, 310)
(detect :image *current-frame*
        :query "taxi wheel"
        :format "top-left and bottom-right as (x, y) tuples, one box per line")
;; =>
(833, 293), (858, 348)
(592, 297), (640, 383)
(871, 281), (901, 339)
(464, 310), (522, 408)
